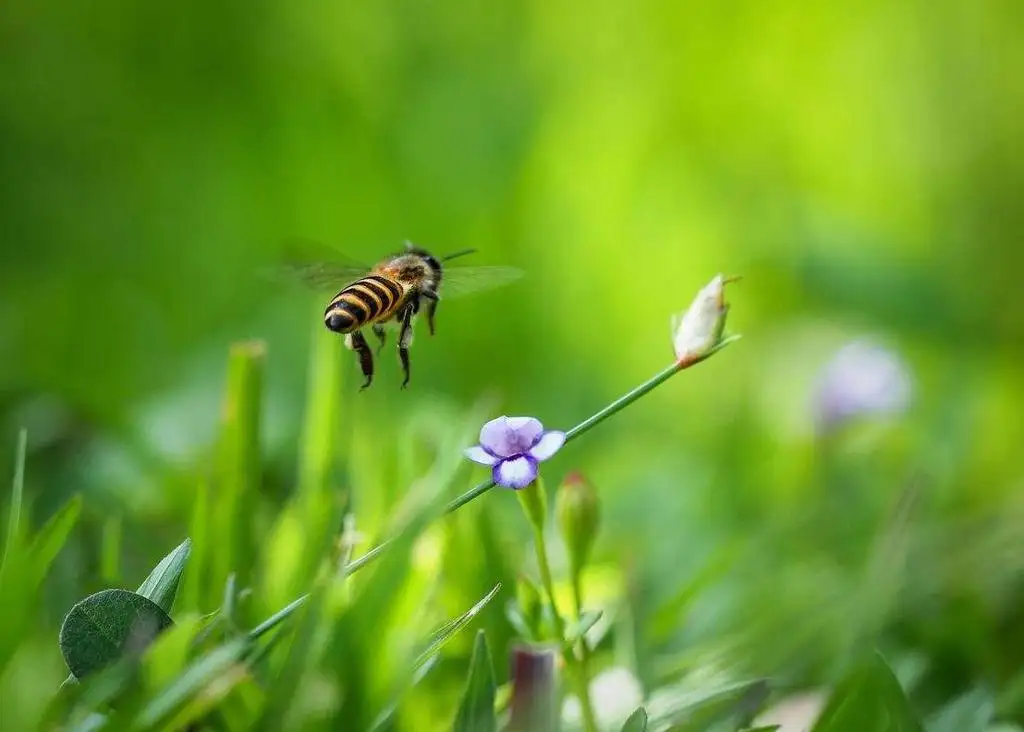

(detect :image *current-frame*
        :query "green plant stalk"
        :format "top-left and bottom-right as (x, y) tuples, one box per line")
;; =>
(249, 336), (740, 640)
(214, 341), (265, 597)
(568, 562), (598, 732)
(531, 523), (599, 732)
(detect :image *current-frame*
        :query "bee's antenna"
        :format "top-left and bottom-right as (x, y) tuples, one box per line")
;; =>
(441, 248), (477, 262)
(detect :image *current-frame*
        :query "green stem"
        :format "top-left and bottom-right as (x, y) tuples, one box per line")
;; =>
(531, 525), (598, 732)
(568, 564), (598, 732)
(249, 336), (740, 642)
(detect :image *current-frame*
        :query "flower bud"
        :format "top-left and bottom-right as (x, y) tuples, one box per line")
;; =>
(671, 274), (739, 367)
(555, 472), (600, 574)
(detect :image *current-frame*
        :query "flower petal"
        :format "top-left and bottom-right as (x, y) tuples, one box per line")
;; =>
(464, 445), (500, 466)
(527, 431), (565, 461)
(479, 416), (545, 457)
(505, 417), (544, 445)
(493, 456), (538, 490)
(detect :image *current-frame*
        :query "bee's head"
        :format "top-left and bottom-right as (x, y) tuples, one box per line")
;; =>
(399, 241), (442, 282)
(398, 241), (476, 288)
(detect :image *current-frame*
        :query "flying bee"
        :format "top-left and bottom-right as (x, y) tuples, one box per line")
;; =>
(281, 240), (523, 390)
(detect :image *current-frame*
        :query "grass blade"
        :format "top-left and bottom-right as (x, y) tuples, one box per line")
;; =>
(132, 637), (249, 730)
(452, 630), (497, 732)
(213, 341), (265, 598)
(2, 427), (27, 569)
(30, 493), (83, 585)
(415, 582), (503, 670)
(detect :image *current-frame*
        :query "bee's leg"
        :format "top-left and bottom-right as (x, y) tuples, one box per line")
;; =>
(420, 290), (439, 336)
(349, 330), (374, 390)
(371, 324), (387, 354)
(398, 306), (415, 389)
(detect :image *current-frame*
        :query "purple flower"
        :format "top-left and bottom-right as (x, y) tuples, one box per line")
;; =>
(464, 416), (566, 489)
(813, 339), (913, 433)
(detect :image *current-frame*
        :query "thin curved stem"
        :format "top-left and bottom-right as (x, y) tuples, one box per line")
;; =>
(249, 335), (740, 640)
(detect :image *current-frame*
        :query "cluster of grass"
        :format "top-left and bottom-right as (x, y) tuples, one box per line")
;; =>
(1, 290), (1022, 732)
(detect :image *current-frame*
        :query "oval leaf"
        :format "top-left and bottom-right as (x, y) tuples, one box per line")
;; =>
(60, 589), (174, 679)
(453, 630), (497, 732)
(621, 706), (648, 731)
(136, 538), (192, 614)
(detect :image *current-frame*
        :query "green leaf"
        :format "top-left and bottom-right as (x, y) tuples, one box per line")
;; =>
(212, 341), (265, 596)
(621, 706), (648, 731)
(505, 601), (537, 642)
(30, 493), (83, 584)
(2, 427), (27, 568)
(415, 582), (502, 670)
(0, 493), (81, 677)
(564, 610), (603, 646)
(136, 537), (192, 614)
(453, 630), (497, 732)
(926, 687), (994, 732)
(742, 727), (781, 732)
(811, 651), (923, 732)
(647, 678), (766, 730)
(60, 589), (175, 679)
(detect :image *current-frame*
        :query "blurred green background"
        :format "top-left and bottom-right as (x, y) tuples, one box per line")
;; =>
(2, 0), (1024, 729)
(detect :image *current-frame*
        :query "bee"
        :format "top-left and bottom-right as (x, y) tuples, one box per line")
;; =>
(282, 240), (523, 390)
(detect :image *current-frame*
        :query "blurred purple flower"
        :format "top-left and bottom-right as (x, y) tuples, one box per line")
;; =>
(464, 416), (565, 489)
(813, 340), (912, 432)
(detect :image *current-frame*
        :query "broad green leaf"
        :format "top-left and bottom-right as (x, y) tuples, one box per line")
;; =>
(564, 610), (603, 646)
(69, 712), (109, 732)
(132, 636), (249, 730)
(453, 631), (497, 732)
(60, 589), (175, 679)
(810, 651), (923, 732)
(136, 537), (192, 614)
(647, 678), (765, 730)
(926, 687), (994, 732)
(415, 582), (502, 670)
(621, 706), (648, 731)
(742, 727), (781, 732)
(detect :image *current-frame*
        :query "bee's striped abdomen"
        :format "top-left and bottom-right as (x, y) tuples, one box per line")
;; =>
(324, 275), (404, 333)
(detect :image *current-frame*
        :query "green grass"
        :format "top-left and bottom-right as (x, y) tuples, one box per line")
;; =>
(1, 306), (1022, 732)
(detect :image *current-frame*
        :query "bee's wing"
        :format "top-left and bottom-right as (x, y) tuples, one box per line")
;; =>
(269, 237), (374, 291)
(276, 261), (372, 291)
(437, 265), (525, 299)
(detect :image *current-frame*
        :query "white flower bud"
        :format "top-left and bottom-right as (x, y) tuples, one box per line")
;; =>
(671, 274), (739, 366)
